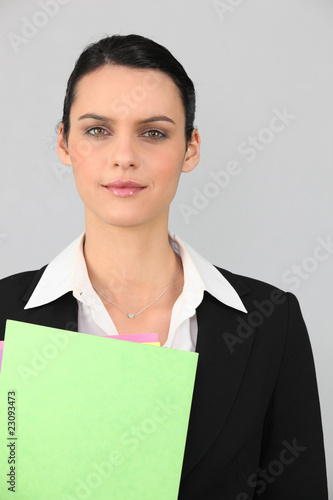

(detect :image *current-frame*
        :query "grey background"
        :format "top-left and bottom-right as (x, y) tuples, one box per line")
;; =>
(1, 0), (332, 491)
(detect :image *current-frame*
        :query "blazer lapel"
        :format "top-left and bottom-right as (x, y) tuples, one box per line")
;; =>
(18, 292), (79, 332)
(17, 266), (79, 332)
(181, 284), (254, 477)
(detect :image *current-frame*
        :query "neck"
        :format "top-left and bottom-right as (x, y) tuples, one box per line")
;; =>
(83, 210), (180, 305)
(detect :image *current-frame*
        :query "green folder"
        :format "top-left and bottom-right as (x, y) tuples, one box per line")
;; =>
(0, 320), (198, 499)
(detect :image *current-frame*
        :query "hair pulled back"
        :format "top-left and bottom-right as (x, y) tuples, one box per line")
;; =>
(61, 34), (196, 144)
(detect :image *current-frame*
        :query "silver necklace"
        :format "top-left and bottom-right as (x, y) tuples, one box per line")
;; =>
(92, 257), (181, 319)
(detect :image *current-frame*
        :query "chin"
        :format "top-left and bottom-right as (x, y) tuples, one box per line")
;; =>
(90, 205), (168, 229)
(101, 214), (152, 228)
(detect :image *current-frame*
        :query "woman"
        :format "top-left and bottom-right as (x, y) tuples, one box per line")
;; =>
(0, 34), (328, 499)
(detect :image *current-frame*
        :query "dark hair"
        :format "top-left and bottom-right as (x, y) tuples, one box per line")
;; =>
(61, 34), (196, 144)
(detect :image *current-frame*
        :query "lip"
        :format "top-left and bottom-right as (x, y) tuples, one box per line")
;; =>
(103, 180), (147, 197)
(105, 180), (144, 188)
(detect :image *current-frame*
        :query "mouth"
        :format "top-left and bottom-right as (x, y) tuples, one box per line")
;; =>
(103, 180), (147, 198)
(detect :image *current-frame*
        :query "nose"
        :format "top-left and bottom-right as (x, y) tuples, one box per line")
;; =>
(111, 134), (140, 169)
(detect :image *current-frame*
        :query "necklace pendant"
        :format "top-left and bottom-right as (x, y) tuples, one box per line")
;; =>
(92, 255), (181, 321)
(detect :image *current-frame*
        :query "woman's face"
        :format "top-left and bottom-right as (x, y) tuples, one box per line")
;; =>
(57, 65), (200, 229)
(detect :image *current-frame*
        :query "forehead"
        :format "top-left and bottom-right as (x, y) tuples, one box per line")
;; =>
(71, 65), (184, 121)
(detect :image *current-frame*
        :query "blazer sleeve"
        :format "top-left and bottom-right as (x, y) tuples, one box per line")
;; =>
(252, 292), (328, 499)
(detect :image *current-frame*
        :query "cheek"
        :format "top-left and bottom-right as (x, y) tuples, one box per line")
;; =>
(69, 137), (95, 164)
(157, 149), (185, 184)
(68, 128), (109, 164)
(69, 140), (105, 186)
(71, 155), (98, 196)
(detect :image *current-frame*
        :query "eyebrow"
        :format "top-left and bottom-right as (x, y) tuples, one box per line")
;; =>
(78, 113), (176, 125)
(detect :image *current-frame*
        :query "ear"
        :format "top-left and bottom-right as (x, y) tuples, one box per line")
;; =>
(182, 129), (201, 173)
(57, 122), (72, 166)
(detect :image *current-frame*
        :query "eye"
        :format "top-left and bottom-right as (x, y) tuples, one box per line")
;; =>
(87, 127), (108, 137)
(142, 130), (167, 140)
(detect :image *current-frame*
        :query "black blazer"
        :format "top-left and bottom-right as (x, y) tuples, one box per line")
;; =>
(0, 265), (328, 499)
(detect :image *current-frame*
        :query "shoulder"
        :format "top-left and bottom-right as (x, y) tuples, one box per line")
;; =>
(214, 266), (304, 337)
(215, 265), (289, 303)
(206, 268), (312, 373)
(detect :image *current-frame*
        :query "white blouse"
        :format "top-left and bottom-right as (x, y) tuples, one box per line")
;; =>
(25, 233), (247, 351)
